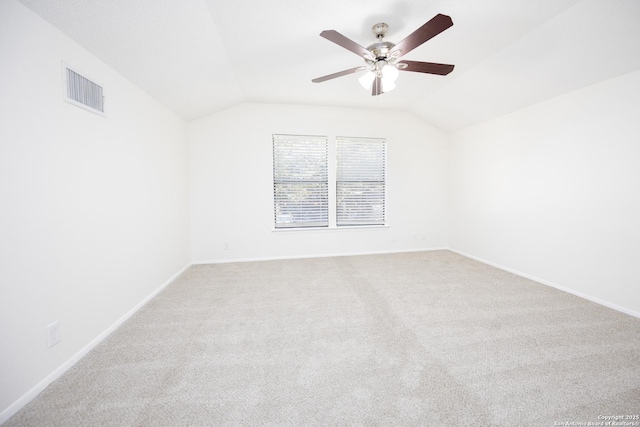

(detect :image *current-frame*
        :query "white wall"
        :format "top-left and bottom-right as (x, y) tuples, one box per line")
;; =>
(448, 69), (640, 316)
(0, 1), (191, 421)
(188, 103), (448, 262)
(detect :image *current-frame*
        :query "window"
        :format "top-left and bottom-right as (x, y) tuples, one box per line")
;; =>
(272, 134), (328, 228)
(336, 137), (386, 226)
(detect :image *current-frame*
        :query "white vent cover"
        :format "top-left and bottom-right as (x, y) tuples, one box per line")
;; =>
(62, 63), (105, 116)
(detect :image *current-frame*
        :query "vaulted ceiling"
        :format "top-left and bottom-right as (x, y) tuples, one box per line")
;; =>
(18, 0), (640, 131)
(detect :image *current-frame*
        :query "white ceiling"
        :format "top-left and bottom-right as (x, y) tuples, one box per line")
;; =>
(18, 0), (640, 131)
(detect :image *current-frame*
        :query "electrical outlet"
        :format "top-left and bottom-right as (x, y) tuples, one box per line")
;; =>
(223, 242), (229, 250)
(46, 321), (60, 348)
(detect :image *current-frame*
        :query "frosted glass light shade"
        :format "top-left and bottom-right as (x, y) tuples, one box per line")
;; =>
(358, 71), (376, 90)
(382, 63), (399, 81)
(380, 63), (399, 92)
(381, 79), (396, 92)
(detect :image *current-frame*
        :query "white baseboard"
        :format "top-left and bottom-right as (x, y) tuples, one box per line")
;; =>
(448, 248), (640, 320)
(0, 263), (191, 425)
(191, 247), (449, 265)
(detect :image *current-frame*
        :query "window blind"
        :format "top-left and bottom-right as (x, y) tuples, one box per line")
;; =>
(336, 137), (386, 226)
(273, 134), (329, 228)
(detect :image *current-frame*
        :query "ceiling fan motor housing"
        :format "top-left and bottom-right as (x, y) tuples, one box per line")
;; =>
(367, 23), (395, 62)
(366, 41), (395, 62)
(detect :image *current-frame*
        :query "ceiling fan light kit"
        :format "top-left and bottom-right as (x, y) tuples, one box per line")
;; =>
(312, 14), (456, 96)
(358, 60), (399, 92)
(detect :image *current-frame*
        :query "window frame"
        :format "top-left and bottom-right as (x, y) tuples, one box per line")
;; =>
(272, 134), (329, 229)
(272, 134), (387, 231)
(336, 136), (387, 227)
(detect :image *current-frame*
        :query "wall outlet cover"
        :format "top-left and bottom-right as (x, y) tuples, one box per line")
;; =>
(46, 321), (60, 348)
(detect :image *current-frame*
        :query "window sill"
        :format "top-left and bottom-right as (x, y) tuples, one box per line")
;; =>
(272, 225), (390, 233)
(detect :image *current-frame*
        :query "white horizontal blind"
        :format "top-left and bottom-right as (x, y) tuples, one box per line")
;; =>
(273, 134), (329, 228)
(336, 137), (386, 226)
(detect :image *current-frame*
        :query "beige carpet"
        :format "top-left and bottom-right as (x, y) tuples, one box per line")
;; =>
(6, 250), (640, 426)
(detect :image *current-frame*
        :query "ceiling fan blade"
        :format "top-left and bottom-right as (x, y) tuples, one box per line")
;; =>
(372, 74), (382, 96)
(389, 14), (453, 58)
(398, 60), (455, 75)
(320, 30), (374, 60)
(312, 66), (368, 83)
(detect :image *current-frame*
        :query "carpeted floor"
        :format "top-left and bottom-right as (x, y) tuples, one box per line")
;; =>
(6, 250), (640, 426)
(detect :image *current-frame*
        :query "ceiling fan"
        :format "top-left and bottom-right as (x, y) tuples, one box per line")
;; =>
(312, 14), (455, 96)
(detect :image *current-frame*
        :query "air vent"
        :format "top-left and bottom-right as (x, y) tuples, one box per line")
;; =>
(62, 63), (105, 116)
